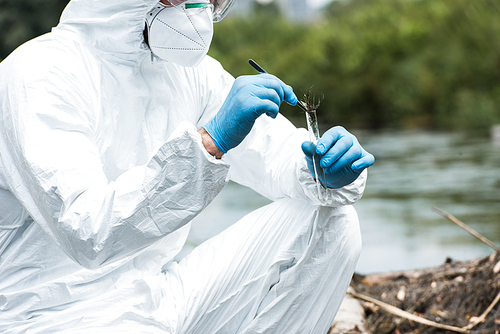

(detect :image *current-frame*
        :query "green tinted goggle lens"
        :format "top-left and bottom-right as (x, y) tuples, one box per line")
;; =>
(185, 3), (212, 9)
(164, 0), (235, 22)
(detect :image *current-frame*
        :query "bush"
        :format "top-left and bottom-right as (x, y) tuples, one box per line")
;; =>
(2, 0), (498, 130)
(0, 0), (69, 59)
(210, 0), (500, 131)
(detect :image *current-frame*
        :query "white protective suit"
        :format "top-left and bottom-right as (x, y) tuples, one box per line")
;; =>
(0, 0), (367, 333)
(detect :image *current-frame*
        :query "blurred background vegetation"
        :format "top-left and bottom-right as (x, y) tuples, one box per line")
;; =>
(0, 0), (68, 58)
(2, 0), (499, 131)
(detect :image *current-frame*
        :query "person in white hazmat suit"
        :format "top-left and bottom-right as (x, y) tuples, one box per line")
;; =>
(0, 0), (375, 333)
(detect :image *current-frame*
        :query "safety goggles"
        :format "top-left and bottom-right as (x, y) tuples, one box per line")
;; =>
(162, 0), (236, 22)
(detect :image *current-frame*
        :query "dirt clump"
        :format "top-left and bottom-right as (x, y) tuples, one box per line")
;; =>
(350, 252), (500, 334)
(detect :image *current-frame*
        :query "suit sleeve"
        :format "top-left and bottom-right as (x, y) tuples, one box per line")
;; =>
(0, 46), (230, 270)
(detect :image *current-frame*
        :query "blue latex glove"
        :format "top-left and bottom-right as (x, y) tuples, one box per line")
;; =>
(203, 74), (297, 153)
(301, 126), (375, 189)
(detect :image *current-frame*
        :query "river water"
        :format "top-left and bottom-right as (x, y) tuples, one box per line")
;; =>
(180, 130), (500, 274)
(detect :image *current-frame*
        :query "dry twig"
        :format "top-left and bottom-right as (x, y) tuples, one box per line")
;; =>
(432, 207), (500, 252)
(464, 289), (500, 330)
(348, 290), (470, 333)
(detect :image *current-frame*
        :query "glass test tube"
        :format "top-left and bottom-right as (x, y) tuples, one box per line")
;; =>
(305, 110), (329, 200)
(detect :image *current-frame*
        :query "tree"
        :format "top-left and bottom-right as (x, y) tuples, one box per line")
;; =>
(0, 0), (69, 60)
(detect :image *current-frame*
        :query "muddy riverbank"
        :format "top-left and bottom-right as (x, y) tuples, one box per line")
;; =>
(330, 252), (500, 334)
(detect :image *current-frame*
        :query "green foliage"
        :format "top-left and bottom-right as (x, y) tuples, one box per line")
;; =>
(1, 0), (499, 130)
(210, 0), (500, 130)
(0, 0), (69, 59)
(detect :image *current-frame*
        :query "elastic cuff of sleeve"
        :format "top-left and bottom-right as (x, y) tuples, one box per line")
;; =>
(202, 123), (229, 154)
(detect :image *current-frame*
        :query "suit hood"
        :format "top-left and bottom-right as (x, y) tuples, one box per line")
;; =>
(55, 0), (159, 61)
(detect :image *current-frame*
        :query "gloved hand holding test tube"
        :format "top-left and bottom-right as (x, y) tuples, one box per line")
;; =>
(248, 59), (328, 200)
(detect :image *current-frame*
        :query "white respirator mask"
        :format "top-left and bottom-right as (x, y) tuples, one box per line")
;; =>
(145, 1), (214, 67)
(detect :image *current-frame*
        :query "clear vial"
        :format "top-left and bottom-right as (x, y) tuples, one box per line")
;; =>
(305, 110), (328, 201)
